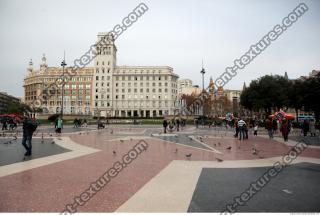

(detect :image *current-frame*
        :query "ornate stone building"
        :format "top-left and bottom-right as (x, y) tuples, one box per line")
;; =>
(92, 32), (179, 117)
(23, 32), (179, 117)
(23, 55), (93, 115)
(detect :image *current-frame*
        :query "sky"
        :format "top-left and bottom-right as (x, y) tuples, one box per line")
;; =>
(0, 0), (319, 97)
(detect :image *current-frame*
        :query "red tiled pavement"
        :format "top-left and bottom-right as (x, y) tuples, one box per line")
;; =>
(0, 129), (319, 212)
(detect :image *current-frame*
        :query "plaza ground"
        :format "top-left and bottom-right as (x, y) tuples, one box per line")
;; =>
(0, 125), (319, 212)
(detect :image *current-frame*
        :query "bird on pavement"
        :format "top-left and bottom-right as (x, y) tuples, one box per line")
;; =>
(51, 141), (55, 144)
(175, 148), (178, 153)
(185, 153), (192, 158)
(252, 148), (259, 155)
(218, 142), (221, 146)
(226, 146), (232, 150)
(113, 150), (116, 155)
(120, 139), (124, 143)
(214, 143), (217, 147)
(216, 158), (223, 162)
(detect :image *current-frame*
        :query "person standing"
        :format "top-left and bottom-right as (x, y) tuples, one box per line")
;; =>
(302, 120), (309, 137)
(163, 119), (168, 133)
(56, 117), (63, 134)
(265, 118), (273, 139)
(309, 119), (316, 137)
(176, 118), (180, 132)
(281, 119), (289, 142)
(237, 118), (246, 141)
(254, 123), (258, 136)
(22, 115), (37, 156)
(234, 119), (239, 138)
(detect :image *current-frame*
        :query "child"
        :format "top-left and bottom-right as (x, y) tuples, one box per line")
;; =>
(254, 124), (258, 136)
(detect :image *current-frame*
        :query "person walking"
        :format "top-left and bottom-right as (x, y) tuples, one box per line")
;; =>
(309, 119), (316, 137)
(163, 119), (168, 134)
(56, 117), (63, 134)
(238, 118), (246, 141)
(254, 123), (258, 136)
(265, 118), (273, 139)
(281, 119), (289, 142)
(176, 118), (180, 132)
(21, 114), (37, 156)
(302, 120), (309, 136)
(234, 119), (239, 138)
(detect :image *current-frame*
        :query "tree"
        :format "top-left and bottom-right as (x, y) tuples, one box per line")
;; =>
(240, 75), (291, 115)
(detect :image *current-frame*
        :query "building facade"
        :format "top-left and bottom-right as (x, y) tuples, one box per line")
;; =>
(23, 55), (93, 115)
(0, 92), (20, 114)
(23, 32), (179, 117)
(92, 32), (179, 117)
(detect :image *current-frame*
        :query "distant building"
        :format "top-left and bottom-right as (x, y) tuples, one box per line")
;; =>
(23, 55), (93, 115)
(24, 32), (179, 118)
(0, 92), (20, 114)
(178, 79), (193, 94)
(92, 32), (179, 118)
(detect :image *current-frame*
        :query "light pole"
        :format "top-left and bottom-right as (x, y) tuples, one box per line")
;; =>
(200, 67), (205, 116)
(60, 53), (67, 119)
(200, 67), (205, 92)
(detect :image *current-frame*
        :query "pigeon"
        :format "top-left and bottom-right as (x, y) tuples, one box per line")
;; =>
(113, 150), (116, 155)
(50, 134), (53, 137)
(218, 142), (221, 146)
(214, 143), (217, 147)
(216, 158), (223, 162)
(79, 132), (82, 135)
(175, 148), (178, 153)
(51, 141), (55, 144)
(130, 138), (133, 141)
(185, 153), (192, 158)
(226, 146), (232, 150)
(252, 148), (259, 155)
(120, 139), (124, 143)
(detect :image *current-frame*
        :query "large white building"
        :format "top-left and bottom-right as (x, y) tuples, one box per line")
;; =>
(93, 32), (179, 117)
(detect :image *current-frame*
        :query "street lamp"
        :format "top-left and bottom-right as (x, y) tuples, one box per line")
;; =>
(200, 66), (205, 116)
(200, 67), (205, 92)
(60, 53), (67, 119)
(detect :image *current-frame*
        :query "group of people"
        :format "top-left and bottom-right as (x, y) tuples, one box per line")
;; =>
(162, 118), (185, 133)
(234, 118), (249, 140)
(73, 118), (87, 128)
(1, 118), (18, 131)
(302, 119), (317, 137)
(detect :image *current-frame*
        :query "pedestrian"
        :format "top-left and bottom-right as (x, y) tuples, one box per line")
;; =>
(163, 119), (168, 133)
(234, 119), (239, 138)
(272, 119), (278, 134)
(244, 120), (249, 139)
(309, 119), (316, 137)
(83, 118), (88, 128)
(1, 118), (8, 130)
(265, 118), (273, 139)
(302, 120), (309, 137)
(56, 117), (63, 134)
(21, 114), (37, 156)
(195, 118), (199, 129)
(237, 118), (246, 141)
(254, 123), (258, 136)
(73, 118), (78, 128)
(281, 119), (289, 142)
(176, 118), (180, 132)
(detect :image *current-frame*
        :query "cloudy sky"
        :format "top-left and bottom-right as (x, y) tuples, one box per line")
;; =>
(0, 0), (319, 97)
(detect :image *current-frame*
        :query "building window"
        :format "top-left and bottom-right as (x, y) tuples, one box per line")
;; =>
(96, 76), (99, 81)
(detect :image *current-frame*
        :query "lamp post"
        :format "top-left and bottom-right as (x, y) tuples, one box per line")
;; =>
(200, 67), (205, 116)
(60, 54), (67, 119)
